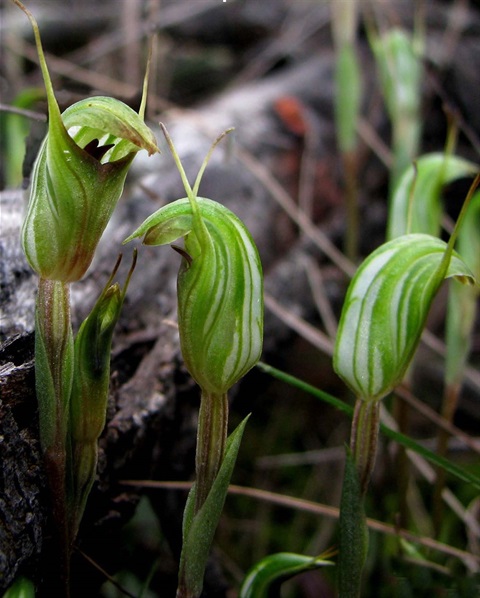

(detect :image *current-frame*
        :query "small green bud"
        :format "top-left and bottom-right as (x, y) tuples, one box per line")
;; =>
(126, 127), (263, 395)
(70, 252), (136, 444)
(372, 28), (421, 131)
(68, 252), (136, 539)
(16, 1), (158, 282)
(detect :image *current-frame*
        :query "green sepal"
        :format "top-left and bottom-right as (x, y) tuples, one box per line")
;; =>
(239, 551), (334, 598)
(178, 415), (250, 598)
(387, 152), (478, 240)
(333, 233), (476, 402)
(338, 448), (368, 598)
(126, 197), (264, 396)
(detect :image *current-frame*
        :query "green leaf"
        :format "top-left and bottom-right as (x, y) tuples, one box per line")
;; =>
(178, 415), (250, 598)
(387, 153), (478, 240)
(239, 551), (334, 598)
(333, 233), (475, 402)
(338, 449), (368, 598)
(68, 253), (136, 540)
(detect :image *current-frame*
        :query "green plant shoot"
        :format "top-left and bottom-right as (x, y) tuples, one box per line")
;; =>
(239, 550), (334, 598)
(371, 28), (422, 192)
(126, 125), (264, 598)
(332, 174), (479, 596)
(69, 252), (137, 540)
(14, 1), (157, 591)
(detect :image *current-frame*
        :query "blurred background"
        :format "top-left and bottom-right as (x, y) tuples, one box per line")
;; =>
(1, 1), (480, 597)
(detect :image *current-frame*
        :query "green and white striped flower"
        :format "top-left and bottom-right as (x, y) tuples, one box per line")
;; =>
(126, 195), (263, 395)
(333, 233), (475, 403)
(126, 126), (264, 598)
(126, 125), (263, 396)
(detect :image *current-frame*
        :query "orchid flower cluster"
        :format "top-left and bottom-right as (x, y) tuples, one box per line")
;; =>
(15, 1), (264, 596)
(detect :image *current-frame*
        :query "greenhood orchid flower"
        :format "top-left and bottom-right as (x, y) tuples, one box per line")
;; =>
(125, 129), (263, 397)
(16, 0), (158, 282)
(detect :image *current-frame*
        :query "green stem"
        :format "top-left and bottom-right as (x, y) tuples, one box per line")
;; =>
(35, 278), (74, 595)
(343, 150), (359, 262)
(432, 381), (461, 536)
(392, 394), (410, 529)
(194, 390), (229, 513)
(350, 399), (380, 496)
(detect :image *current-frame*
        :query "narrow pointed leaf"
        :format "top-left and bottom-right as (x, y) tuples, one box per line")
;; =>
(179, 415), (250, 598)
(239, 552), (333, 598)
(333, 234), (476, 402)
(69, 254), (135, 540)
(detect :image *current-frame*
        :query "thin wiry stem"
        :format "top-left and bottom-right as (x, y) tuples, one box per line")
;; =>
(121, 480), (480, 571)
